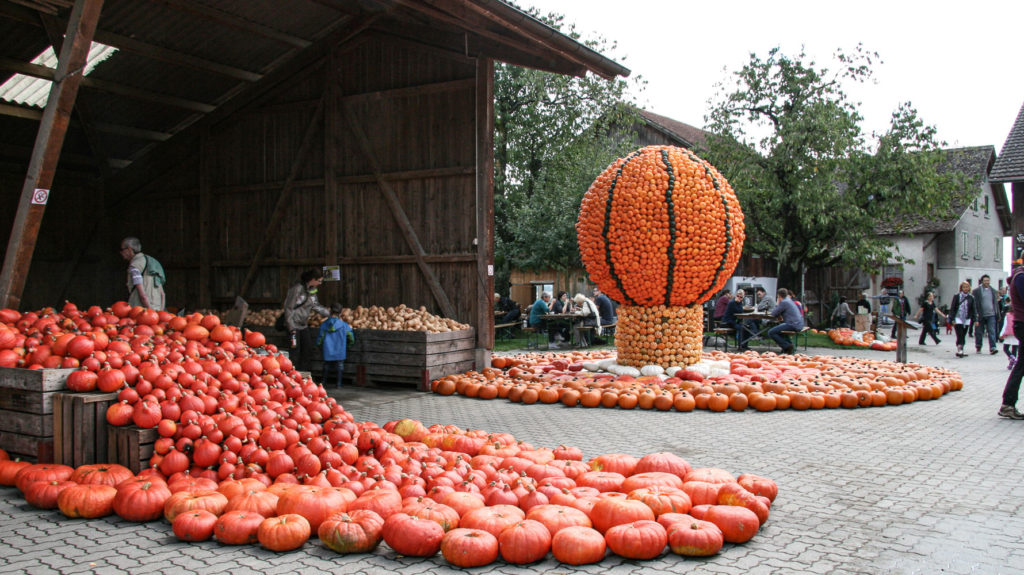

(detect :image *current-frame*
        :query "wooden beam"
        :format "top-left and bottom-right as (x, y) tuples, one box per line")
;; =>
(0, 102), (171, 142)
(208, 254), (477, 268)
(0, 102), (43, 121)
(0, 0), (104, 309)
(343, 77), (475, 104)
(0, 57), (217, 112)
(152, 0), (312, 48)
(336, 165), (475, 185)
(0, 2), (262, 82)
(340, 98), (457, 319)
(475, 57), (494, 350)
(324, 49), (339, 278)
(239, 96), (326, 299)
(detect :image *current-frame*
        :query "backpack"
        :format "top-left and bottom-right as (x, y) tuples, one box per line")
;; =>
(144, 255), (166, 287)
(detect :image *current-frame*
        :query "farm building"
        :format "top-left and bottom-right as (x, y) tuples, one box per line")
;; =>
(0, 0), (629, 374)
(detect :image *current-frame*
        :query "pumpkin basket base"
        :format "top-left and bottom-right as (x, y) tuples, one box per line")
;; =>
(615, 304), (704, 367)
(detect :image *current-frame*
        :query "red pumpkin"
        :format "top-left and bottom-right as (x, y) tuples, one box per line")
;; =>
(164, 490), (229, 522)
(440, 528), (499, 568)
(459, 504), (525, 538)
(0, 460), (31, 485)
(15, 463), (74, 493)
(525, 504), (592, 536)
(173, 509), (219, 542)
(681, 481), (723, 506)
(106, 401), (135, 426)
(215, 510), (265, 545)
(588, 453), (638, 476)
(621, 471), (684, 492)
(57, 483), (117, 518)
(225, 489), (279, 518)
(737, 473), (779, 502)
(551, 525), (606, 565)
(70, 463), (133, 487)
(24, 479), (75, 509)
(497, 519), (551, 564)
(132, 399), (162, 429)
(258, 513), (311, 552)
(318, 510), (385, 554)
(347, 488), (402, 520)
(666, 515), (724, 556)
(66, 369), (98, 392)
(684, 467), (735, 484)
(633, 452), (693, 479)
(400, 498), (459, 532)
(702, 504), (761, 543)
(382, 513), (445, 557)
(576, 471), (626, 493)
(589, 494), (655, 534)
(605, 519), (668, 560)
(276, 486), (350, 532)
(627, 486), (692, 517)
(113, 477), (173, 522)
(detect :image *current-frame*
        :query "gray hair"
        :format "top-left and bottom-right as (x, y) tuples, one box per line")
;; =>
(121, 237), (142, 254)
(541, 291), (551, 299)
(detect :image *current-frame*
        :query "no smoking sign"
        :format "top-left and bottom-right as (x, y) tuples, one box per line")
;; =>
(31, 188), (49, 205)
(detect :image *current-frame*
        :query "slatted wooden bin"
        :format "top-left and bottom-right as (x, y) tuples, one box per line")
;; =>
(53, 392), (118, 468)
(108, 425), (158, 474)
(343, 328), (477, 391)
(0, 367), (73, 462)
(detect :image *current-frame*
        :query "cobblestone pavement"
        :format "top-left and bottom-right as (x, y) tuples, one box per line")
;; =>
(2, 340), (1023, 575)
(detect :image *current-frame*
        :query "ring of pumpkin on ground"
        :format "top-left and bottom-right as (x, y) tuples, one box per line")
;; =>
(432, 351), (962, 411)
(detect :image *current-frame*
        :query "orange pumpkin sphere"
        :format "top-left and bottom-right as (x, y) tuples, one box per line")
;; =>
(577, 145), (744, 307)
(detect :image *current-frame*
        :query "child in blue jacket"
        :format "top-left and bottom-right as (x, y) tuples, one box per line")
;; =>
(317, 303), (354, 388)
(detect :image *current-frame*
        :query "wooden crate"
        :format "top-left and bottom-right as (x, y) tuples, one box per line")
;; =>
(344, 328), (478, 390)
(108, 425), (158, 473)
(53, 392), (118, 468)
(0, 367), (73, 461)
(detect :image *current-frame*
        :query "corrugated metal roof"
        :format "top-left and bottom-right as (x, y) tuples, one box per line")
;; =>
(0, 42), (117, 107)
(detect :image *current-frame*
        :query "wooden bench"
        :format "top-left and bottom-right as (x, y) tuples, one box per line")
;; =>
(522, 327), (545, 349)
(712, 327), (736, 352)
(494, 322), (519, 341)
(600, 323), (616, 345)
(576, 326), (595, 347)
(780, 326), (812, 351)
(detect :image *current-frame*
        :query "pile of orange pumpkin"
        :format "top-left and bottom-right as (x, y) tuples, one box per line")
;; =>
(0, 302), (776, 565)
(827, 328), (897, 351)
(434, 350), (961, 411)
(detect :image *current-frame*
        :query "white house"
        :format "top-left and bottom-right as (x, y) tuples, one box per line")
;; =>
(874, 146), (1011, 305)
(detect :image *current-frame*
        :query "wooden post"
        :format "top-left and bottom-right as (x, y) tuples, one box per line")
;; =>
(891, 316), (920, 364)
(0, 0), (105, 309)
(476, 58), (495, 352)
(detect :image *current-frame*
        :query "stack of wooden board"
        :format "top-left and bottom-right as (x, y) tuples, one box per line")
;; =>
(53, 391), (118, 468)
(0, 367), (73, 462)
(342, 328), (477, 390)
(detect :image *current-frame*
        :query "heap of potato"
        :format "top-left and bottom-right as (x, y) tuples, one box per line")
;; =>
(341, 304), (469, 333)
(244, 308), (282, 327)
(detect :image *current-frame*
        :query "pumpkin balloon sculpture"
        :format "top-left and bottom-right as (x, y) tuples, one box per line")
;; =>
(577, 145), (744, 367)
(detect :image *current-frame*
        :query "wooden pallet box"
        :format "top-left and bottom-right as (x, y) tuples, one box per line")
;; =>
(0, 367), (73, 461)
(343, 328), (477, 390)
(52, 392), (118, 468)
(108, 425), (158, 474)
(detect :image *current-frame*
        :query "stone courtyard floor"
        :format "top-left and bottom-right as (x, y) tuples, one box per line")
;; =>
(1, 340), (1022, 574)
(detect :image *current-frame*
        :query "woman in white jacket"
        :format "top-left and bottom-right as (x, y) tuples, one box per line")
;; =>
(572, 293), (601, 347)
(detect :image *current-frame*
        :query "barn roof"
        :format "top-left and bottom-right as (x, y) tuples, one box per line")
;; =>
(636, 109), (709, 149)
(0, 0), (629, 185)
(990, 99), (1024, 183)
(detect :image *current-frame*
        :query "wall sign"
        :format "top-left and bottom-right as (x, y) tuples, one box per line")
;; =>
(31, 188), (49, 205)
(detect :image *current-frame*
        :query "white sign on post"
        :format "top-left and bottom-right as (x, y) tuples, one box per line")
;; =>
(31, 188), (49, 205)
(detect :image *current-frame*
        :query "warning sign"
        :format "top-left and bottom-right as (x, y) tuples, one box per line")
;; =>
(31, 188), (49, 205)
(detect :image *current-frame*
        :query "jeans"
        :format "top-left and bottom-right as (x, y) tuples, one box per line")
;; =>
(322, 360), (345, 388)
(1002, 321), (1024, 406)
(723, 320), (751, 348)
(975, 315), (998, 351)
(768, 323), (801, 351)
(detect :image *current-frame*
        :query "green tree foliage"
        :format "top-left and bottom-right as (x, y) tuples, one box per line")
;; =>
(493, 10), (642, 293)
(703, 46), (963, 293)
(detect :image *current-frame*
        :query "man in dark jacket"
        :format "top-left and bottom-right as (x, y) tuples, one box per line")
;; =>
(591, 287), (617, 346)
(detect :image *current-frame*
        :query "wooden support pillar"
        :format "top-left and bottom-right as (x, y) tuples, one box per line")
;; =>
(475, 58), (495, 351)
(323, 49), (340, 296)
(0, 0), (105, 309)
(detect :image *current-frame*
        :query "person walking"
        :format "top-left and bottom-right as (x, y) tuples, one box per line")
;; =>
(830, 296), (853, 329)
(282, 269), (330, 373)
(119, 237), (166, 311)
(914, 291), (945, 346)
(972, 274), (999, 354)
(999, 262), (1024, 419)
(948, 282), (975, 358)
(890, 290), (912, 338)
(317, 303), (354, 388)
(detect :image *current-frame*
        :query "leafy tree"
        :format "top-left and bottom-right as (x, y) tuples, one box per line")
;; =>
(703, 46), (963, 295)
(493, 9), (643, 293)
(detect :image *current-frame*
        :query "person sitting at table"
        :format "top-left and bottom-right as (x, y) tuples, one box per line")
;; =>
(712, 289), (732, 327)
(550, 291), (572, 341)
(592, 287), (617, 345)
(494, 292), (521, 324)
(721, 289), (752, 351)
(572, 293), (601, 347)
(768, 288), (805, 354)
(742, 287), (775, 342)
(529, 291), (556, 343)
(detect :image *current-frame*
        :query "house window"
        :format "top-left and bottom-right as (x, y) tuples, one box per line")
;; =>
(984, 196), (990, 218)
(974, 234), (982, 259)
(961, 231), (969, 259)
(995, 238), (1002, 262)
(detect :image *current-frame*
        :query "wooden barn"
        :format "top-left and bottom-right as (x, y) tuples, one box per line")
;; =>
(0, 0), (629, 370)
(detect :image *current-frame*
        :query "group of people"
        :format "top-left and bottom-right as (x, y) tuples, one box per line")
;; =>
(714, 287), (804, 354)
(281, 269), (354, 388)
(528, 287), (617, 347)
(940, 274), (1015, 363)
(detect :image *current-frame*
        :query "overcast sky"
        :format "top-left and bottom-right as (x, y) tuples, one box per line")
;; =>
(526, 0), (1024, 152)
